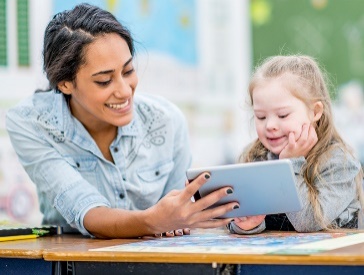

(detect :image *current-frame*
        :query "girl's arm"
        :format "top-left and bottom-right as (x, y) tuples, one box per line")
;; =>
(227, 216), (266, 235)
(286, 147), (361, 232)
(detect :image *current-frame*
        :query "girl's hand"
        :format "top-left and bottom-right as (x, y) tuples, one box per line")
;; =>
(146, 173), (238, 235)
(233, 215), (266, 230)
(279, 124), (318, 159)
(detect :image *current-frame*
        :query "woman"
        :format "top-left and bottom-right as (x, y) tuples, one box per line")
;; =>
(6, 3), (237, 238)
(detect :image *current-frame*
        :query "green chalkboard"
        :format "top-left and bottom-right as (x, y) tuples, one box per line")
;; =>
(250, 0), (364, 94)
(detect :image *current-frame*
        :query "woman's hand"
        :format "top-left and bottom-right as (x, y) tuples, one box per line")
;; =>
(164, 228), (190, 237)
(146, 172), (238, 235)
(142, 228), (190, 239)
(233, 215), (266, 231)
(279, 124), (318, 159)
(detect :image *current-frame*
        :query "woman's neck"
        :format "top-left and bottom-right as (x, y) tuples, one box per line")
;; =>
(88, 126), (117, 163)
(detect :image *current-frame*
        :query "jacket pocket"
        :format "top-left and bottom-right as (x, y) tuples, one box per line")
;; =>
(137, 160), (174, 202)
(64, 155), (99, 186)
(64, 156), (97, 172)
(137, 160), (174, 182)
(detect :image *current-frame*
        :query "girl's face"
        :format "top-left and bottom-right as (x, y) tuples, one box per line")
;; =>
(252, 77), (318, 155)
(58, 33), (138, 132)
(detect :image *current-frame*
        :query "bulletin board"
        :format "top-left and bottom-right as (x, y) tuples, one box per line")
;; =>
(251, 0), (364, 91)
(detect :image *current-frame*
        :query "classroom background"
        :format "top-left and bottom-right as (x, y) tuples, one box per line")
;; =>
(0, 0), (363, 225)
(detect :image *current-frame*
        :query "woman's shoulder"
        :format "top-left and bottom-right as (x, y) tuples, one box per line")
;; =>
(7, 90), (61, 118)
(134, 93), (186, 121)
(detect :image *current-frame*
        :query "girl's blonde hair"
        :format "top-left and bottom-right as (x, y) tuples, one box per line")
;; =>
(241, 55), (364, 230)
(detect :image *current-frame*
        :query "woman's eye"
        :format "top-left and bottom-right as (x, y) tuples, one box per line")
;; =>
(278, 114), (289, 119)
(124, 68), (135, 76)
(95, 80), (111, 86)
(255, 115), (265, 120)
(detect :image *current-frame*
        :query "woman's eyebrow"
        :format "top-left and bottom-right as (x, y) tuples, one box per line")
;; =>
(92, 69), (114, 76)
(124, 57), (133, 67)
(91, 57), (133, 76)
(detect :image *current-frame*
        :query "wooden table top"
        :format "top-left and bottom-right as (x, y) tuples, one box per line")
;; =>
(1, 229), (364, 265)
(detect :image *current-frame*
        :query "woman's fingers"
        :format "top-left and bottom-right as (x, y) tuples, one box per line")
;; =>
(193, 186), (238, 214)
(153, 172), (238, 233)
(154, 228), (190, 238)
(195, 199), (239, 222)
(180, 173), (211, 201)
(182, 228), (191, 235)
(164, 230), (175, 237)
(180, 172), (238, 223)
(193, 217), (234, 229)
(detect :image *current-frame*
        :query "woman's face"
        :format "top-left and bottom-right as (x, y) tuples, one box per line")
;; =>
(59, 33), (138, 132)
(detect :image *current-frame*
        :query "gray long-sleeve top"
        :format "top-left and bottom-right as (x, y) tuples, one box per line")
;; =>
(229, 146), (362, 234)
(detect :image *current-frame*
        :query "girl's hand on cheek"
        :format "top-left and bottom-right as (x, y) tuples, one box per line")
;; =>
(234, 215), (266, 230)
(279, 124), (318, 159)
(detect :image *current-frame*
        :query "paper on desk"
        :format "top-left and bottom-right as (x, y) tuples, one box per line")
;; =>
(90, 231), (364, 255)
(271, 232), (364, 254)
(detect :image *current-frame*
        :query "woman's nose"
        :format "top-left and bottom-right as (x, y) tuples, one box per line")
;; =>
(114, 77), (131, 97)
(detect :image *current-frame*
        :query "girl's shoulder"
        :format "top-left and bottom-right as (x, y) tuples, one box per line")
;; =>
(322, 143), (361, 170)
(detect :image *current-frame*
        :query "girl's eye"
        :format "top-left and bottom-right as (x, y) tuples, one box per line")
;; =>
(255, 115), (265, 120)
(278, 114), (289, 119)
(95, 80), (111, 86)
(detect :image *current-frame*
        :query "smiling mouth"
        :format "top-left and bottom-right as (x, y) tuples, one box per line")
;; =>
(105, 100), (129, 109)
(267, 136), (284, 143)
(268, 137), (281, 140)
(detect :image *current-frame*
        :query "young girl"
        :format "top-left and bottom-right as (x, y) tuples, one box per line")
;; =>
(228, 55), (364, 234)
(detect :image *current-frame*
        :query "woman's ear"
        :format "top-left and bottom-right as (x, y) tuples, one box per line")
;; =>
(312, 101), (323, 122)
(57, 81), (74, 95)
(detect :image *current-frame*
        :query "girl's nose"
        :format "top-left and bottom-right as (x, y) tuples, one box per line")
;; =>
(266, 117), (278, 130)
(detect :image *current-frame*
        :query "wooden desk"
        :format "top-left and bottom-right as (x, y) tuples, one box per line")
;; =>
(1, 230), (364, 275)
(43, 229), (364, 275)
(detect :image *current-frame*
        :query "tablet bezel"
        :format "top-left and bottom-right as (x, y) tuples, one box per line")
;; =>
(186, 159), (302, 218)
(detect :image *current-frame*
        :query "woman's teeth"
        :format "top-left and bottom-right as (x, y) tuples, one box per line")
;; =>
(107, 100), (129, 109)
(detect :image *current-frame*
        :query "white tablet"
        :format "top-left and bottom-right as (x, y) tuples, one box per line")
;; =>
(186, 159), (302, 218)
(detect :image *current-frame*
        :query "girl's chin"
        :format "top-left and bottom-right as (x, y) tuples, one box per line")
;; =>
(269, 147), (283, 156)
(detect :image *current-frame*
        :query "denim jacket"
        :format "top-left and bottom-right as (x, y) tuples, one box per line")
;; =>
(6, 91), (192, 235)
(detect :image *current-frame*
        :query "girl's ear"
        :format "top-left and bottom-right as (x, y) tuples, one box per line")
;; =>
(57, 81), (74, 95)
(313, 101), (323, 122)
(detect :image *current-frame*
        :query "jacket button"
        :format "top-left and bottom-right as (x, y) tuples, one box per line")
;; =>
(119, 193), (124, 199)
(114, 147), (119, 152)
(155, 171), (160, 176)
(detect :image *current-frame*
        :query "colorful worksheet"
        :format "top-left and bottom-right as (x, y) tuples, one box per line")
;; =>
(90, 229), (364, 255)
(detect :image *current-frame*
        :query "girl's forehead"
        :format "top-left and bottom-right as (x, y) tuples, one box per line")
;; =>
(252, 78), (308, 108)
(254, 74), (307, 97)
